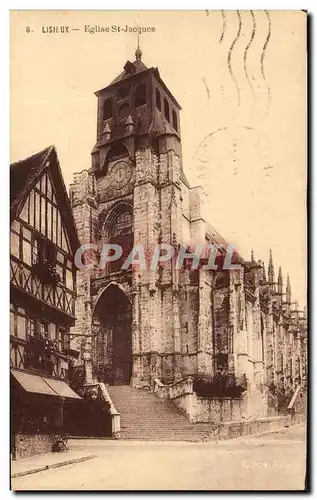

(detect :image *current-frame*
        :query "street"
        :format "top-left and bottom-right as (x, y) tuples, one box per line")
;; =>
(12, 424), (307, 491)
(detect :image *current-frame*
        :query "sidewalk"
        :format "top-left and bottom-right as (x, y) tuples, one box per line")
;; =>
(11, 449), (97, 478)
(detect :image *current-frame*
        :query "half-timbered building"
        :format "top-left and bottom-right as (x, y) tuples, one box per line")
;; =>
(10, 145), (81, 459)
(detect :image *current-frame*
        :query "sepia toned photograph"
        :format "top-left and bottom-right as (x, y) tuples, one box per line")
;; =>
(10, 10), (307, 491)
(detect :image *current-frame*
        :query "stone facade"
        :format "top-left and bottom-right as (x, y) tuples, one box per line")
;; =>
(69, 50), (307, 414)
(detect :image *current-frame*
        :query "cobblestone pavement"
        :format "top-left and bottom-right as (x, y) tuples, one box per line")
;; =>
(11, 424), (307, 491)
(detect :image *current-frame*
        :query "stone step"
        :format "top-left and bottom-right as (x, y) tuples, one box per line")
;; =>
(107, 385), (213, 442)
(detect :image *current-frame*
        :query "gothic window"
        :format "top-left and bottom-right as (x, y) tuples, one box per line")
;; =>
(134, 82), (146, 107)
(216, 354), (228, 372)
(172, 109), (178, 132)
(103, 98), (113, 120)
(164, 98), (170, 122)
(118, 103), (131, 119)
(156, 88), (161, 111)
(110, 210), (133, 236)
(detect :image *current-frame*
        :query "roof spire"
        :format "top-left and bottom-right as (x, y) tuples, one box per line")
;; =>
(135, 33), (142, 60)
(251, 249), (255, 262)
(286, 273), (291, 304)
(268, 249), (275, 284)
(277, 266), (283, 294)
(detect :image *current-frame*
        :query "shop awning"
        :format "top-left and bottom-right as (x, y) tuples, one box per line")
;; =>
(43, 377), (82, 399)
(11, 369), (57, 396)
(11, 369), (82, 400)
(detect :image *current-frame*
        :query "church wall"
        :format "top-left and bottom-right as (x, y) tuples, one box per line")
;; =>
(180, 183), (190, 220)
(213, 279), (230, 371)
(69, 172), (94, 357)
(182, 283), (199, 355)
(68, 53), (307, 408)
(181, 215), (191, 247)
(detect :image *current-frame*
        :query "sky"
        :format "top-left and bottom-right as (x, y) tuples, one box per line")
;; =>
(10, 10), (307, 307)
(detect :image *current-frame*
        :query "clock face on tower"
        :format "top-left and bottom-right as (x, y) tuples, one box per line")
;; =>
(110, 161), (132, 190)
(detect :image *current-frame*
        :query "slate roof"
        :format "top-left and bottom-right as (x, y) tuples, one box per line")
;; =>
(10, 146), (53, 209)
(205, 222), (245, 266)
(95, 57), (181, 110)
(109, 58), (148, 86)
(10, 146), (80, 254)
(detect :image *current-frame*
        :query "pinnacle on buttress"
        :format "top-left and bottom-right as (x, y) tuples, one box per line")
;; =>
(277, 266), (283, 295)
(250, 249), (255, 262)
(102, 121), (111, 141)
(125, 114), (135, 134)
(268, 249), (275, 284)
(262, 261), (267, 283)
(286, 273), (292, 304)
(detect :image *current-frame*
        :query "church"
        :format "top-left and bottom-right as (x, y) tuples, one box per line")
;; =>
(69, 46), (307, 423)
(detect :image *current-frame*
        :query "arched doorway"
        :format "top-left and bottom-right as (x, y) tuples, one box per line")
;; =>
(93, 284), (132, 385)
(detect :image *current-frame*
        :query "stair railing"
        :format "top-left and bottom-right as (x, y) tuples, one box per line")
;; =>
(98, 383), (121, 438)
(287, 385), (306, 421)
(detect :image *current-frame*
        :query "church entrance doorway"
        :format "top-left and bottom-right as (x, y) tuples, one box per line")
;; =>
(93, 284), (132, 385)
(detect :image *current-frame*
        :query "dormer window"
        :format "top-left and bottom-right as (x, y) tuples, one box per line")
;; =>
(156, 88), (161, 111)
(164, 98), (170, 122)
(135, 82), (146, 107)
(103, 98), (113, 120)
(123, 61), (135, 74)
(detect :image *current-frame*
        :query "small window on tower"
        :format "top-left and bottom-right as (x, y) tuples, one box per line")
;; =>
(172, 109), (178, 132)
(103, 98), (113, 120)
(164, 98), (170, 122)
(135, 82), (147, 107)
(156, 88), (161, 111)
(117, 85), (130, 99)
(118, 103), (131, 119)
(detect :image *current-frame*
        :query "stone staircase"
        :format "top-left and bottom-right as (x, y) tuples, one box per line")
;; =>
(108, 385), (212, 441)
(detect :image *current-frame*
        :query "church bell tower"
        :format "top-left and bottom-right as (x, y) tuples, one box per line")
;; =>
(71, 45), (191, 387)
(89, 44), (182, 175)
